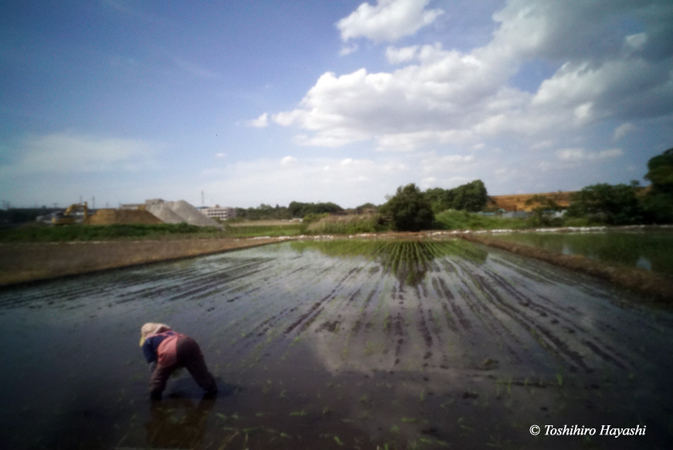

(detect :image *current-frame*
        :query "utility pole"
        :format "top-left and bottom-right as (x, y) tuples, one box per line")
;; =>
(92, 196), (95, 209)
(202, 190), (205, 206)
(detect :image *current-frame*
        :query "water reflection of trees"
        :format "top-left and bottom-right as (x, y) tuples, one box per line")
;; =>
(291, 239), (487, 286)
(494, 232), (673, 276)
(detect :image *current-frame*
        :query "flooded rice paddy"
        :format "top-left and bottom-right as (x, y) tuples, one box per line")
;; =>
(488, 231), (673, 277)
(1, 238), (672, 449)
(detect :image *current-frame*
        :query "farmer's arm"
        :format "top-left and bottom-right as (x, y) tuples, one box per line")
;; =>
(142, 338), (158, 372)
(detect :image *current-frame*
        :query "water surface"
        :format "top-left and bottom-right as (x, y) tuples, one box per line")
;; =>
(488, 231), (673, 277)
(0, 239), (672, 449)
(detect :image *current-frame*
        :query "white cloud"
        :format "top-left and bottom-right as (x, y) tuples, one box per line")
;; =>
(336, 0), (444, 43)
(248, 113), (269, 128)
(0, 132), (159, 177)
(624, 33), (647, 52)
(385, 45), (418, 64)
(598, 148), (623, 159)
(613, 123), (637, 141)
(556, 148), (586, 162)
(281, 156), (298, 167)
(270, 0), (673, 153)
(421, 153), (474, 174)
(201, 155), (412, 207)
(556, 147), (623, 162)
(339, 43), (359, 56)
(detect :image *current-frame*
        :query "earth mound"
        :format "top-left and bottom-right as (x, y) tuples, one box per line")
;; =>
(85, 209), (163, 225)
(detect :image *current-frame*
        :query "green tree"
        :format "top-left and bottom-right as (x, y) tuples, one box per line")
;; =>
(355, 202), (378, 214)
(643, 148), (673, 223)
(288, 201), (343, 218)
(525, 195), (562, 227)
(424, 180), (488, 213)
(379, 184), (434, 231)
(566, 183), (644, 225)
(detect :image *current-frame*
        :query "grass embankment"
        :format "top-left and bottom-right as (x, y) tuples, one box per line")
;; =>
(305, 214), (382, 234)
(224, 223), (303, 237)
(0, 223), (298, 286)
(0, 223), (227, 242)
(433, 210), (528, 230)
(304, 210), (531, 234)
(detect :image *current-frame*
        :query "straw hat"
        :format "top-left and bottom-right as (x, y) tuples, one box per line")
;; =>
(139, 322), (172, 346)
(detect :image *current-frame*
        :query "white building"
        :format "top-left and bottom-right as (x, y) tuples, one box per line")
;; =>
(200, 205), (236, 220)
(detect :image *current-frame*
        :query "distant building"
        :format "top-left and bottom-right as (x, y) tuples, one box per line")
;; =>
(200, 205), (236, 220)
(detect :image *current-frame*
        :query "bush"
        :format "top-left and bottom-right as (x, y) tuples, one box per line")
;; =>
(434, 210), (527, 230)
(643, 148), (673, 223)
(425, 180), (488, 213)
(566, 183), (644, 225)
(379, 184), (434, 232)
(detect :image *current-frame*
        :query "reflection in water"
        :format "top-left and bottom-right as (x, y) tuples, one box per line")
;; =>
(291, 239), (487, 286)
(145, 397), (214, 449)
(491, 231), (673, 276)
(636, 256), (652, 271)
(2, 241), (673, 449)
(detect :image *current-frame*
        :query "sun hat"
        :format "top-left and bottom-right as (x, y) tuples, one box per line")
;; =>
(139, 322), (172, 346)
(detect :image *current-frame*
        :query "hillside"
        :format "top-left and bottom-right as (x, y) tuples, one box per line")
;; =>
(486, 191), (573, 212)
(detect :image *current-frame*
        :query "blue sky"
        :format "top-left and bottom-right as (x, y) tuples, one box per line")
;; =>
(1, 0), (672, 209)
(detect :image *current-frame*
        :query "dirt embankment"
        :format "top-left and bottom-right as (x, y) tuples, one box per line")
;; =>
(460, 233), (673, 304)
(0, 237), (291, 287)
(486, 191), (573, 212)
(84, 209), (162, 225)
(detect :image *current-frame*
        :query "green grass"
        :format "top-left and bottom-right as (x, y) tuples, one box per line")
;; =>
(0, 223), (228, 242)
(306, 215), (383, 235)
(223, 224), (303, 237)
(434, 210), (528, 230)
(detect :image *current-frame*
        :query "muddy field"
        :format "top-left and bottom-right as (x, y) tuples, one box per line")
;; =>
(0, 238), (672, 449)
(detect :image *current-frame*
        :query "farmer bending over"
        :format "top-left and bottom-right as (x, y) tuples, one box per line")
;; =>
(140, 322), (218, 400)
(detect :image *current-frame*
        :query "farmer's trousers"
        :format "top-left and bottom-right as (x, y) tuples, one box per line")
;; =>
(149, 336), (217, 396)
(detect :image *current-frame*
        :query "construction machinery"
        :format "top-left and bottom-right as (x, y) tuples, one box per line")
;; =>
(51, 202), (88, 225)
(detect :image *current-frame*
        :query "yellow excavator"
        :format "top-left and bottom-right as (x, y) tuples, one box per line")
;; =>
(51, 202), (89, 225)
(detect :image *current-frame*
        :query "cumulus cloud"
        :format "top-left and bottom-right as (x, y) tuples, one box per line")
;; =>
(0, 132), (159, 177)
(556, 148), (623, 162)
(336, 0), (444, 43)
(339, 43), (359, 56)
(201, 155), (412, 207)
(613, 123), (637, 141)
(280, 156), (297, 166)
(248, 113), (269, 128)
(385, 45), (418, 64)
(270, 0), (673, 153)
(421, 153), (474, 174)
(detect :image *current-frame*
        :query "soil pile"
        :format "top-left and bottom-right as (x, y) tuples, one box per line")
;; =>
(147, 200), (222, 228)
(487, 191), (572, 212)
(85, 209), (163, 225)
(146, 203), (185, 224)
